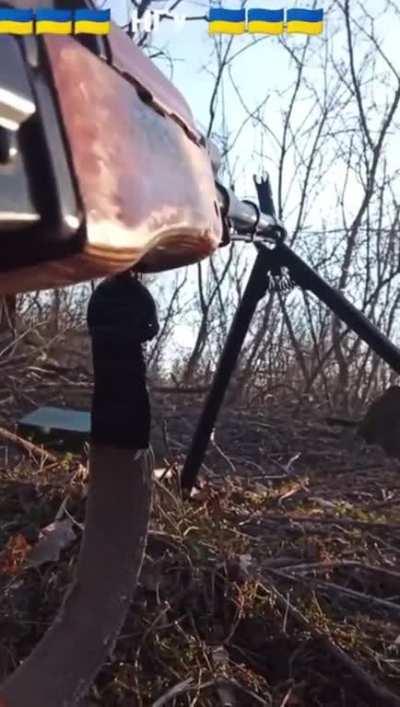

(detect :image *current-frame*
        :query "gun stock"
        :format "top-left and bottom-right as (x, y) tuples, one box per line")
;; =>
(0, 24), (223, 295)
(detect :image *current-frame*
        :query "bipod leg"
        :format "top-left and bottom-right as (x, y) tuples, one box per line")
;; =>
(0, 273), (158, 707)
(277, 243), (400, 374)
(181, 246), (274, 495)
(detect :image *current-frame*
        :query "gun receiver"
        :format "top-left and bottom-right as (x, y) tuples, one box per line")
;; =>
(0, 25), (223, 295)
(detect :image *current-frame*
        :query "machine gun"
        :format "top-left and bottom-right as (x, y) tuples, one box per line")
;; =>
(1, 7), (400, 705)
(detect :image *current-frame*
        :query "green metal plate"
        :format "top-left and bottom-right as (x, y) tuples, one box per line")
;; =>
(18, 406), (90, 450)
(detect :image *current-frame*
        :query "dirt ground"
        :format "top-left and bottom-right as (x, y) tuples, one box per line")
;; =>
(0, 366), (399, 705)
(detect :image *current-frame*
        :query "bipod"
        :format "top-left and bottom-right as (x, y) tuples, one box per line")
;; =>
(181, 179), (400, 494)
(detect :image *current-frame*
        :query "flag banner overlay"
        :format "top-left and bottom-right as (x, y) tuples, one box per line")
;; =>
(286, 7), (323, 34)
(208, 8), (246, 35)
(208, 7), (324, 36)
(74, 9), (110, 34)
(36, 9), (73, 34)
(0, 9), (34, 34)
(0, 7), (110, 34)
(0, 6), (323, 36)
(247, 8), (284, 35)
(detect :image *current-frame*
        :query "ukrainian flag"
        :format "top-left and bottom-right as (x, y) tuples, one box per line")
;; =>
(74, 9), (110, 35)
(286, 8), (324, 35)
(208, 8), (246, 35)
(0, 8), (33, 34)
(247, 8), (284, 35)
(36, 9), (73, 34)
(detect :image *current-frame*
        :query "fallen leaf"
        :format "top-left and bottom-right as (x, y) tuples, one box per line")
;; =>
(238, 554), (253, 573)
(212, 645), (229, 665)
(309, 497), (336, 509)
(153, 467), (173, 480)
(0, 533), (31, 576)
(27, 519), (76, 568)
(278, 482), (304, 505)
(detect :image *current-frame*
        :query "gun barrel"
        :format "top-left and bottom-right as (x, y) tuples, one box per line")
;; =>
(216, 182), (286, 243)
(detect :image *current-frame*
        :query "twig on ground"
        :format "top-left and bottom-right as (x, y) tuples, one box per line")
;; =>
(317, 581), (400, 618)
(151, 677), (195, 707)
(241, 514), (400, 531)
(263, 565), (400, 618)
(279, 559), (400, 578)
(260, 579), (400, 707)
(0, 426), (58, 464)
(210, 439), (237, 475)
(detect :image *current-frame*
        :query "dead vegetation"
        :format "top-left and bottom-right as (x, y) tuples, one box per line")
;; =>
(0, 369), (399, 706)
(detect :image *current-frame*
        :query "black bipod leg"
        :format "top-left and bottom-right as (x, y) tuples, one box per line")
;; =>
(181, 245), (274, 495)
(181, 173), (285, 495)
(277, 244), (400, 374)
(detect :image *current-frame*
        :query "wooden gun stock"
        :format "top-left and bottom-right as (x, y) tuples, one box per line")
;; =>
(0, 27), (223, 295)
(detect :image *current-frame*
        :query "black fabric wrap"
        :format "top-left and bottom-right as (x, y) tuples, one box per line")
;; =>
(87, 273), (159, 450)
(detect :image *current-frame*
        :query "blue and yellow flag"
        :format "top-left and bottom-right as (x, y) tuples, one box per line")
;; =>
(74, 9), (110, 35)
(36, 9), (73, 34)
(208, 8), (246, 35)
(0, 8), (33, 34)
(247, 8), (284, 34)
(286, 8), (324, 35)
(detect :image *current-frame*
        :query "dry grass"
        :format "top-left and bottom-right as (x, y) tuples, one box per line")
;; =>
(0, 339), (398, 706)
(0, 386), (399, 706)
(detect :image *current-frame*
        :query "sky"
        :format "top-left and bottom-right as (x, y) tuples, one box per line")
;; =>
(98, 0), (336, 210)
(97, 0), (398, 199)
(98, 0), (315, 116)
